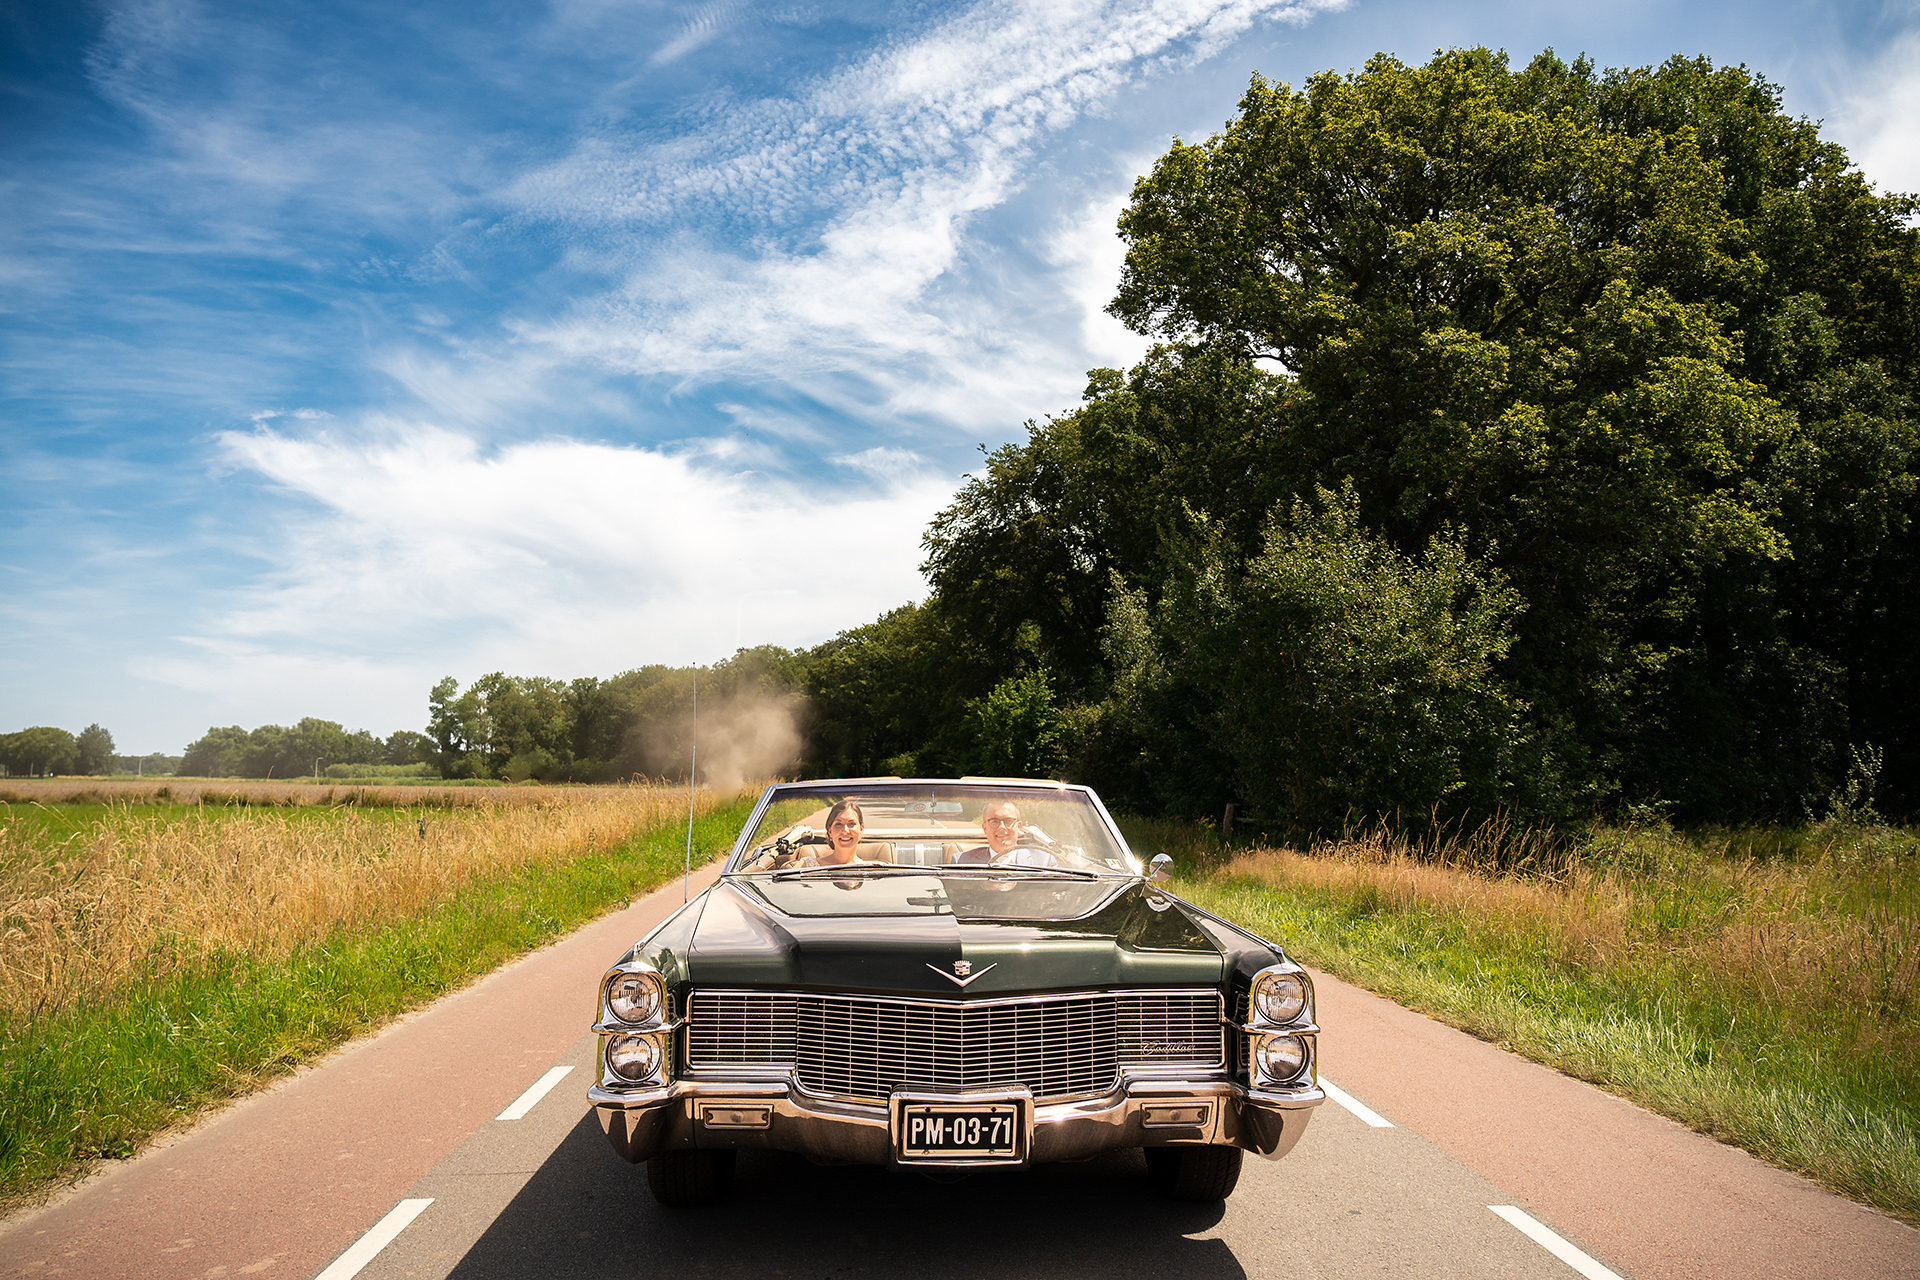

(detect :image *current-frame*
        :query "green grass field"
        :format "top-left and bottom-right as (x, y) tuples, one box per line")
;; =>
(0, 790), (755, 1210)
(1121, 816), (1920, 1225)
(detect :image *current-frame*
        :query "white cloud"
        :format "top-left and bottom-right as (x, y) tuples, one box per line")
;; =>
(1045, 182), (1158, 372)
(1824, 28), (1920, 198)
(649, 1), (745, 66)
(131, 421), (955, 700)
(834, 445), (927, 479)
(508, 0), (1344, 425)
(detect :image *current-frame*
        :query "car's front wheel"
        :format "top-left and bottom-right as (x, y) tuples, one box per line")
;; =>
(646, 1148), (735, 1206)
(1145, 1145), (1244, 1201)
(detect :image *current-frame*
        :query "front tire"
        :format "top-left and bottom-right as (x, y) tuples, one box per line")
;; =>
(647, 1149), (736, 1206)
(1145, 1145), (1244, 1201)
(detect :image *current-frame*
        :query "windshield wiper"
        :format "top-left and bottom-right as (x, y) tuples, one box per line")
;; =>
(936, 865), (1104, 880)
(767, 863), (929, 880)
(761, 863), (1107, 881)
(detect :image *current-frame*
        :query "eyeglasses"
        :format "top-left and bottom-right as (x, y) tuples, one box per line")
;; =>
(982, 816), (1021, 827)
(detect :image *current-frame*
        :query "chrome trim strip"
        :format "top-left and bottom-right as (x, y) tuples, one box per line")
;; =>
(723, 785), (782, 869)
(592, 1016), (687, 1036)
(690, 985), (1224, 1012)
(1234, 1020), (1320, 1036)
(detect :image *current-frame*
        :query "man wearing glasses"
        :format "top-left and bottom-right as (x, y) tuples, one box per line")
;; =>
(952, 800), (1057, 867)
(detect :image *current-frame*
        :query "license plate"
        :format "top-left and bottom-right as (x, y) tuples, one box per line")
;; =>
(899, 1104), (1020, 1158)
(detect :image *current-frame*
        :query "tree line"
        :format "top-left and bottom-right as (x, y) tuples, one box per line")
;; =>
(163, 648), (808, 784)
(178, 719), (433, 780)
(0, 725), (115, 777)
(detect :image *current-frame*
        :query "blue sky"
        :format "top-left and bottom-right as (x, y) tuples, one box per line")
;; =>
(4, 0), (1918, 752)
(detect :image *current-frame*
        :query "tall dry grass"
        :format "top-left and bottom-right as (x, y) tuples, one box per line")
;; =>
(1214, 822), (1919, 1053)
(1149, 816), (1920, 1219)
(0, 783), (739, 1024)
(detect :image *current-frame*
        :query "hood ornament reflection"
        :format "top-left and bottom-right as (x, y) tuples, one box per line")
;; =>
(929, 959), (996, 988)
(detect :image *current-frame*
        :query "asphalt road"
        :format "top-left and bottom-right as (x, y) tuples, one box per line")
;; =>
(1, 867), (1914, 1280)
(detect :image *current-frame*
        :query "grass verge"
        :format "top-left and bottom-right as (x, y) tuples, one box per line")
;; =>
(0, 793), (755, 1212)
(1120, 816), (1920, 1226)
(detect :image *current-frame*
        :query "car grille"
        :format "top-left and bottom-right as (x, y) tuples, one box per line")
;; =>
(685, 989), (1223, 1103)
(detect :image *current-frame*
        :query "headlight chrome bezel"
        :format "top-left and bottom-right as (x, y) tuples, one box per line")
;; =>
(1253, 1033), (1311, 1085)
(1244, 962), (1316, 1089)
(1247, 964), (1313, 1029)
(604, 967), (666, 1026)
(606, 1033), (665, 1083)
(1252, 971), (1308, 1024)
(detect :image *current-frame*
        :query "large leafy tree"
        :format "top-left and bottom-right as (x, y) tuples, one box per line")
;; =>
(74, 724), (115, 775)
(0, 727), (79, 777)
(924, 48), (1920, 821)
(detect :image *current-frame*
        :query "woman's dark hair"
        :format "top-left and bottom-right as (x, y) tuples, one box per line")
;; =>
(823, 798), (865, 833)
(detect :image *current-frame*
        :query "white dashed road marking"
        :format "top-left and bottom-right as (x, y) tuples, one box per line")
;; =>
(1489, 1205), (1627, 1280)
(1319, 1076), (1395, 1127)
(496, 1065), (575, 1121)
(313, 1199), (434, 1280)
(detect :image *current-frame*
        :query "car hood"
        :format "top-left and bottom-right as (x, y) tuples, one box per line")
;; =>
(683, 874), (1223, 996)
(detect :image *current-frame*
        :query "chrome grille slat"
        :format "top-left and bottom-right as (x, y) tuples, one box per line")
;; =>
(687, 990), (1222, 1103)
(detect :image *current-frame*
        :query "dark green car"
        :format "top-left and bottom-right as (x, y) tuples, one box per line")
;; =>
(588, 778), (1323, 1205)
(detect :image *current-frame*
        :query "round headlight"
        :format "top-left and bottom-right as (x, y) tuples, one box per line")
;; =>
(606, 972), (662, 1025)
(1253, 972), (1308, 1024)
(607, 1035), (662, 1082)
(1254, 1034), (1310, 1084)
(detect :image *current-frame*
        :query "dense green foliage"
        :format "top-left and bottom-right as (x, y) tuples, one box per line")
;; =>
(1165, 487), (1534, 819)
(911, 49), (1920, 827)
(0, 725), (113, 777)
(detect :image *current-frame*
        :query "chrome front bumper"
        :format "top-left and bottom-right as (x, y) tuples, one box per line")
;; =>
(589, 1074), (1322, 1167)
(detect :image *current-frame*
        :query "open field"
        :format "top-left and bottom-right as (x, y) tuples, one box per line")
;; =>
(1122, 816), (1920, 1225)
(0, 782), (758, 1210)
(0, 777), (580, 808)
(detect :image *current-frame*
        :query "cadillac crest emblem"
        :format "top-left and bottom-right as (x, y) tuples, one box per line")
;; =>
(927, 958), (996, 987)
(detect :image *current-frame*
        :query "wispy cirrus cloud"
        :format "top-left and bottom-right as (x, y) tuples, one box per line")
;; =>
(507, 0), (1343, 424)
(649, 1), (747, 66)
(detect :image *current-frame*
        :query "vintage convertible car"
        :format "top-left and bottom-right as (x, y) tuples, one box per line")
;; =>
(588, 778), (1322, 1204)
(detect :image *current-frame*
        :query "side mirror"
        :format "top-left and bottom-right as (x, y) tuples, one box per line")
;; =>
(1148, 853), (1172, 883)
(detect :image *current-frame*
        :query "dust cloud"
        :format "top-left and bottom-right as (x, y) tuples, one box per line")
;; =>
(624, 688), (805, 788)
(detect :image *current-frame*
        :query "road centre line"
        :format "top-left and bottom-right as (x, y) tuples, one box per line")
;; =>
(1489, 1205), (1627, 1280)
(312, 1198), (433, 1280)
(496, 1064), (575, 1121)
(1318, 1077), (1394, 1127)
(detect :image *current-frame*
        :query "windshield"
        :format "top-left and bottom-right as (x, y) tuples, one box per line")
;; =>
(728, 782), (1136, 877)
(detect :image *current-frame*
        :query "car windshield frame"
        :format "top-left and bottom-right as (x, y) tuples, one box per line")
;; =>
(724, 779), (1142, 879)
